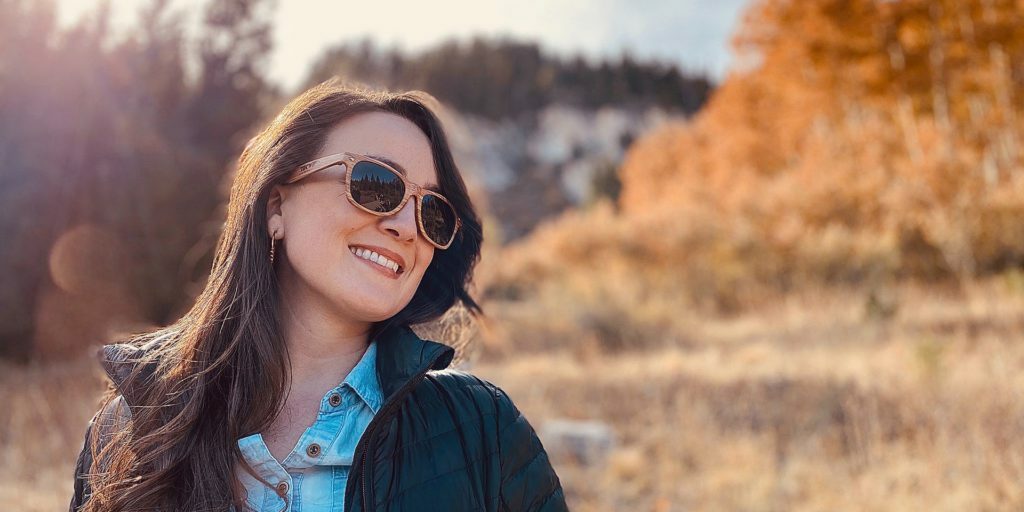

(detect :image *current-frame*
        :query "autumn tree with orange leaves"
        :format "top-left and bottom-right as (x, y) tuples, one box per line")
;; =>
(618, 0), (1024, 286)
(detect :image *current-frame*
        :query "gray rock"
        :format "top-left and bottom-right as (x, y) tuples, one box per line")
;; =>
(539, 418), (616, 467)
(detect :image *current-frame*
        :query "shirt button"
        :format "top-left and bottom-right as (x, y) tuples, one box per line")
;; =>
(276, 481), (289, 494)
(306, 442), (322, 458)
(328, 393), (342, 407)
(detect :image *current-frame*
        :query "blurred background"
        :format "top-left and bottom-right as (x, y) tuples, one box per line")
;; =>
(2, 0), (1024, 510)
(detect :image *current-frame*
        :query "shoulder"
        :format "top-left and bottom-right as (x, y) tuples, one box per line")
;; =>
(96, 393), (132, 425)
(423, 369), (519, 415)
(86, 393), (132, 452)
(420, 369), (530, 438)
(423, 368), (499, 395)
(419, 369), (568, 510)
(71, 394), (132, 508)
(78, 391), (133, 461)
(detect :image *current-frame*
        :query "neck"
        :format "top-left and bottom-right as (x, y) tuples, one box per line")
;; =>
(276, 264), (373, 394)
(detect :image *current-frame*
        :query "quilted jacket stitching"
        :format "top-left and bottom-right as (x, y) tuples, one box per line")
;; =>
(375, 445), (500, 507)
(425, 375), (485, 510)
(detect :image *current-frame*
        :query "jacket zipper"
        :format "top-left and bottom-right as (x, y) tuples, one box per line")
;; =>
(348, 351), (448, 511)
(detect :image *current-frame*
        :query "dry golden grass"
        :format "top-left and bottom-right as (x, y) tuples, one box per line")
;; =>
(0, 355), (107, 511)
(472, 274), (1024, 511)
(4, 275), (1024, 511)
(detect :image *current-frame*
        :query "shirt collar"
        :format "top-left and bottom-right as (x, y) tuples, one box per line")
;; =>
(337, 339), (383, 414)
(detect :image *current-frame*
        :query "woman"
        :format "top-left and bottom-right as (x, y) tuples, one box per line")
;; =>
(69, 79), (568, 512)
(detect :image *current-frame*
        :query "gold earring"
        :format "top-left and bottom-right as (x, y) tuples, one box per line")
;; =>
(269, 232), (278, 265)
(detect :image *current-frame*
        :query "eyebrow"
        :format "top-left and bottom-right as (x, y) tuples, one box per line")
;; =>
(366, 154), (442, 192)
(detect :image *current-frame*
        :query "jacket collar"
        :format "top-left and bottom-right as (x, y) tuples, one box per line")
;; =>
(99, 323), (455, 408)
(370, 323), (454, 400)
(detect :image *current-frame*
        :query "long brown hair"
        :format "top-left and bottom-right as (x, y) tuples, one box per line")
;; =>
(81, 79), (483, 511)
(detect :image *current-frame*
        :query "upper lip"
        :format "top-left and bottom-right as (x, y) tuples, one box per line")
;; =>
(348, 243), (407, 271)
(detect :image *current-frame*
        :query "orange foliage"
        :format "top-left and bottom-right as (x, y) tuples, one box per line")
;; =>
(619, 0), (1024, 282)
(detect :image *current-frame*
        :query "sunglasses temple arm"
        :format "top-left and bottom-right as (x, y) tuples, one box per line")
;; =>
(287, 154), (349, 184)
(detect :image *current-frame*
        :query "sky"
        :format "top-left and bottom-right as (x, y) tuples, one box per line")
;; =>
(54, 0), (752, 92)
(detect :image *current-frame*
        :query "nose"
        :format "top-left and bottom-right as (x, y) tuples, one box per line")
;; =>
(379, 198), (419, 243)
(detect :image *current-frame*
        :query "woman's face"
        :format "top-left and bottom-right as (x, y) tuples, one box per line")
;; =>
(268, 111), (439, 324)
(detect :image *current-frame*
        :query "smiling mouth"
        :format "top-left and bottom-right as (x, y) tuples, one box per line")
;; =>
(349, 246), (405, 276)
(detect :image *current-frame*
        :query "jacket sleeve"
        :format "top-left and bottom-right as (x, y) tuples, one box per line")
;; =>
(69, 395), (130, 512)
(493, 385), (569, 512)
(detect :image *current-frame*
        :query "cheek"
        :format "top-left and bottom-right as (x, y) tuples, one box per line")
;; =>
(284, 206), (352, 265)
(415, 245), (435, 277)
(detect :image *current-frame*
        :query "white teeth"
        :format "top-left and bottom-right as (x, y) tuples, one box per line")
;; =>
(349, 246), (400, 274)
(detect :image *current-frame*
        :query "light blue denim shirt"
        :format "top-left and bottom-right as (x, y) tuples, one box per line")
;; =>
(235, 340), (382, 512)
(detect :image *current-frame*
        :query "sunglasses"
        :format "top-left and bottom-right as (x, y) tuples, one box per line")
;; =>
(286, 152), (462, 249)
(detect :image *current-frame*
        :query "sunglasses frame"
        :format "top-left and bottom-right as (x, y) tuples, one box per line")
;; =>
(287, 152), (462, 249)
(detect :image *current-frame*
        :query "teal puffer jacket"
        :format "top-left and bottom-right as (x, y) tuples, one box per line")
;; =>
(69, 325), (569, 511)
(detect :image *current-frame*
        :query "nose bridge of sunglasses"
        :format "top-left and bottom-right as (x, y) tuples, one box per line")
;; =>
(378, 194), (418, 223)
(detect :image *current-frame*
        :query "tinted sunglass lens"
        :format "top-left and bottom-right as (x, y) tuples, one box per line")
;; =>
(350, 161), (405, 212)
(420, 195), (457, 246)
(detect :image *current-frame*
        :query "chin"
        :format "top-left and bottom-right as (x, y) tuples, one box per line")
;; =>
(359, 308), (400, 323)
(339, 296), (405, 323)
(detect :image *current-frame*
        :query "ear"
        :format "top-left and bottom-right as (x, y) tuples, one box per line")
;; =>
(266, 185), (286, 239)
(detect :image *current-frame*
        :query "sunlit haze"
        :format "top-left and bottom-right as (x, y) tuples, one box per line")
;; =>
(55, 0), (749, 91)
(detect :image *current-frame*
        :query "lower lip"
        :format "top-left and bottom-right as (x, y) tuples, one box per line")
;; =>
(351, 250), (400, 280)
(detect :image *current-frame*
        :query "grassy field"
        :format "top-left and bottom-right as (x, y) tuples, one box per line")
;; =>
(4, 276), (1023, 511)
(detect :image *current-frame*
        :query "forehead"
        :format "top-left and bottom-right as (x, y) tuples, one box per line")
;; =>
(319, 111), (439, 188)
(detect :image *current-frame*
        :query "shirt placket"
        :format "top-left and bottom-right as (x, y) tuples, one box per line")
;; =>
(285, 387), (358, 511)
(237, 434), (293, 511)
(235, 340), (381, 512)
